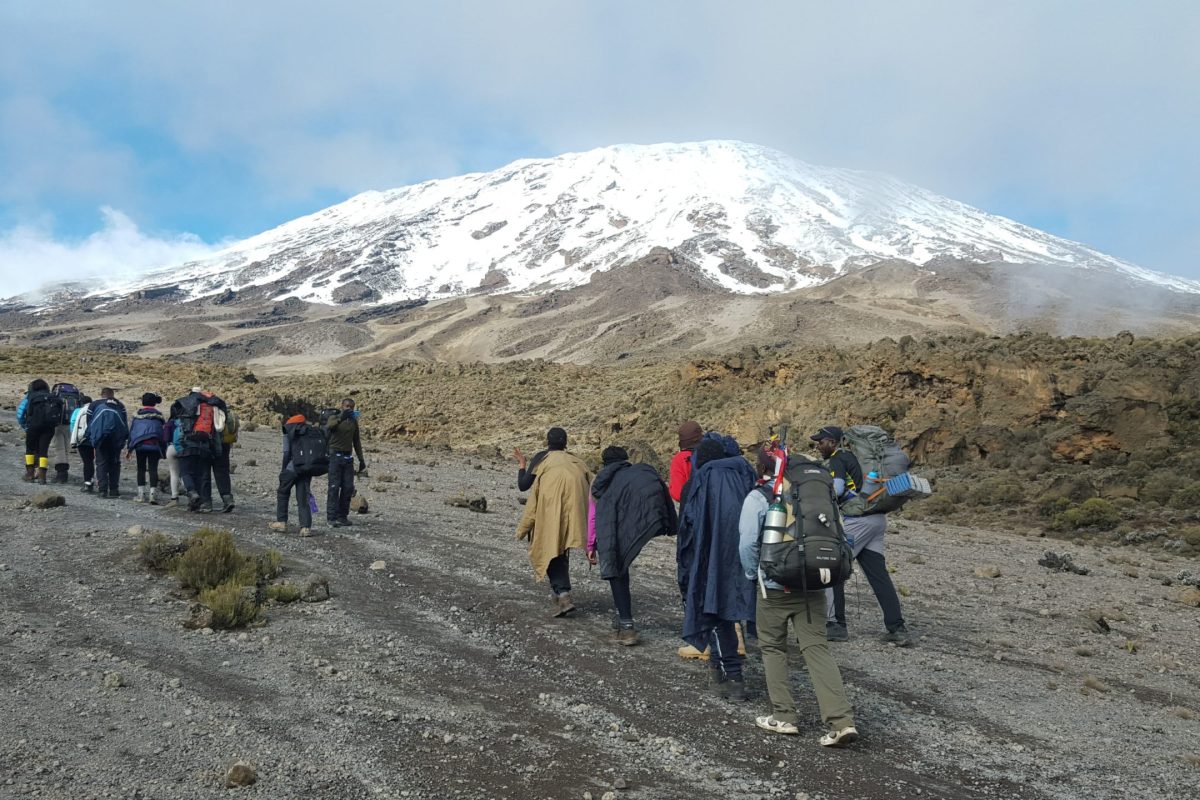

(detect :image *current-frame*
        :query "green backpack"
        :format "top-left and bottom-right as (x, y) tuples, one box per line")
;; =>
(840, 425), (912, 516)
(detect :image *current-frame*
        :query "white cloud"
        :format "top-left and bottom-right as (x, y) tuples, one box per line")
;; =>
(0, 208), (220, 299)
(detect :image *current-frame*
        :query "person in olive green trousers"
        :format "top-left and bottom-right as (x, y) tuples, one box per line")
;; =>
(737, 448), (858, 747)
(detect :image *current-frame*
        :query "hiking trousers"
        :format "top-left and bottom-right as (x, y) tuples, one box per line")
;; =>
(608, 572), (633, 623)
(276, 468), (312, 528)
(135, 450), (161, 487)
(94, 440), (123, 495)
(182, 452), (214, 503)
(52, 424), (70, 471)
(211, 441), (233, 498)
(757, 589), (855, 729)
(327, 453), (355, 521)
(78, 443), (95, 485)
(165, 444), (182, 498)
(24, 424), (55, 467)
(708, 621), (743, 679)
(827, 549), (906, 633)
(546, 552), (571, 595)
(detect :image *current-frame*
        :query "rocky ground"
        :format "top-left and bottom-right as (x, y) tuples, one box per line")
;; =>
(0, 411), (1197, 800)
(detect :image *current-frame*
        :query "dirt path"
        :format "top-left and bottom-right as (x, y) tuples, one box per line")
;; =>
(1, 414), (1196, 799)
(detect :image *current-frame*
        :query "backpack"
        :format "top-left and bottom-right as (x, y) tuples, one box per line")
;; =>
(52, 383), (83, 424)
(129, 414), (165, 450)
(175, 394), (219, 443)
(290, 424), (330, 477)
(88, 402), (128, 447)
(840, 425), (913, 516)
(221, 409), (240, 445)
(69, 407), (89, 448)
(25, 390), (65, 429)
(758, 456), (853, 593)
(318, 407), (342, 429)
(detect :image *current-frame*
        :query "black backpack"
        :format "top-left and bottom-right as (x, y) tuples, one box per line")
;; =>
(25, 389), (65, 429)
(759, 456), (853, 594)
(51, 383), (83, 424)
(291, 424), (330, 477)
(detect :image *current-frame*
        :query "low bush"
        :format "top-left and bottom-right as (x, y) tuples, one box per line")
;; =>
(264, 583), (302, 603)
(1169, 482), (1200, 511)
(1052, 498), (1121, 531)
(173, 528), (245, 591)
(138, 532), (187, 572)
(199, 580), (260, 629)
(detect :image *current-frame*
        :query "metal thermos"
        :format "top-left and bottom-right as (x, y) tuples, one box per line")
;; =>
(762, 499), (791, 544)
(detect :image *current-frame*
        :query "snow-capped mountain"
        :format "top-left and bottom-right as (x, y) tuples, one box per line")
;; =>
(99, 140), (1200, 304)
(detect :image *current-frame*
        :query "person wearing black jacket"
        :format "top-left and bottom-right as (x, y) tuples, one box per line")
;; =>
(325, 398), (366, 527)
(587, 446), (678, 646)
(512, 427), (567, 491)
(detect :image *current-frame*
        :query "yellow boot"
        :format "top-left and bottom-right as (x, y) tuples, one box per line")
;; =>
(677, 643), (710, 660)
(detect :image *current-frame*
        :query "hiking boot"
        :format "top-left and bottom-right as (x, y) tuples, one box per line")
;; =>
(552, 592), (576, 618)
(186, 492), (202, 512)
(106, 489), (120, 499)
(329, 519), (343, 529)
(337, 516), (352, 527)
(708, 668), (730, 698)
(826, 622), (849, 642)
(148, 487), (159, 505)
(35, 468), (48, 485)
(726, 676), (748, 702)
(134, 487), (146, 504)
(80, 481), (94, 494)
(882, 625), (913, 647)
(298, 527), (313, 537)
(756, 715), (799, 735)
(268, 521), (287, 533)
(615, 623), (639, 647)
(199, 502), (213, 514)
(819, 726), (859, 747)
(221, 494), (235, 513)
(23, 465), (35, 482)
(54, 466), (70, 484)
(678, 643), (710, 660)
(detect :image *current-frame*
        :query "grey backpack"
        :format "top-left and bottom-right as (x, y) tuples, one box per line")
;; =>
(840, 425), (911, 516)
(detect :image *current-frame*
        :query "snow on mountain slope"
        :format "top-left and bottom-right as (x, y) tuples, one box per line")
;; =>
(101, 140), (1200, 304)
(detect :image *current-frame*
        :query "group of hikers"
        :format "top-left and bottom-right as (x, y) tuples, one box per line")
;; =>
(512, 421), (915, 747)
(15, 380), (366, 534)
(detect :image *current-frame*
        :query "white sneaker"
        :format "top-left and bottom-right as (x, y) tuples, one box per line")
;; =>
(299, 527), (313, 537)
(755, 716), (799, 735)
(819, 726), (859, 747)
(148, 488), (159, 505)
(133, 487), (145, 504)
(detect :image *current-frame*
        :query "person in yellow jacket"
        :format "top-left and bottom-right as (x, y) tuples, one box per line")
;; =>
(514, 427), (592, 617)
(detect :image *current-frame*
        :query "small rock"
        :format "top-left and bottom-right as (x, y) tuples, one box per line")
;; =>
(613, 777), (628, 790)
(445, 494), (488, 513)
(225, 760), (257, 788)
(29, 491), (66, 510)
(1039, 551), (1090, 575)
(369, 560), (387, 571)
(1170, 586), (1200, 607)
(974, 565), (1002, 579)
(169, 678), (182, 689)
(102, 671), (124, 689)
(601, 793), (616, 800)
(243, 458), (257, 467)
(127, 524), (144, 537)
(299, 574), (331, 602)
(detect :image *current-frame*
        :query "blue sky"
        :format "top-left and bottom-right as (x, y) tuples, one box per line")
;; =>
(2, 1), (1198, 292)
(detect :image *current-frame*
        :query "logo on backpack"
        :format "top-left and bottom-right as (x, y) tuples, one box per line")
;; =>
(291, 423), (330, 477)
(758, 456), (853, 592)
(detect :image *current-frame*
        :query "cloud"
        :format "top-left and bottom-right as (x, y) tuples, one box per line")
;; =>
(0, 208), (219, 299)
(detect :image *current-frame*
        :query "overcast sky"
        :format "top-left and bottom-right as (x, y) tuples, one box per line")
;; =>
(1, 1), (1197, 293)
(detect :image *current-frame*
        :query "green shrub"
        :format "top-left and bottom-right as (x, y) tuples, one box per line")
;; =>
(199, 580), (259, 629)
(923, 495), (957, 517)
(1140, 470), (1185, 505)
(968, 477), (1025, 506)
(138, 532), (186, 572)
(1038, 495), (1072, 518)
(1180, 526), (1200, 547)
(264, 583), (302, 603)
(1052, 498), (1121, 531)
(1169, 482), (1200, 510)
(172, 528), (246, 591)
(258, 549), (284, 580)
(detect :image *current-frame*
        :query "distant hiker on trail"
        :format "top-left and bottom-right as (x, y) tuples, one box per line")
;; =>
(512, 427), (563, 491)
(668, 420), (703, 504)
(17, 379), (58, 484)
(677, 435), (756, 700)
(270, 413), (326, 537)
(163, 416), (183, 506)
(812, 426), (911, 646)
(49, 382), (84, 484)
(68, 391), (95, 493)
(86, 388), (129, 499)
(514, 427), (592, 617)
(170, 386), (226, 513)
(214, 402), (239, 513)
(325, 398), (366, 528)
(587, 445), (678, 646)
(739, 444), (859, 745)
(127, 393), (166, 504)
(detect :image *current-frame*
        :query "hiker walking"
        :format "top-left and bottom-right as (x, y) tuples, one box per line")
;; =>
(739, 443), (859, 746)
(677, 435), (756, 700)
(17, 379), (59, 484)
(811, 426), (912, 646)
(514, 427), (592, 617)
(127, 393), (166, 504)
(68, 391), (95, 493)
(325, 398), (366, 527)
(86, 388), (129, 498)
(270, 413), (327, 537)
(586, 446), (678, 645)
(512, 428), (562, 491)
(169, 386), (225, 512)
(668, 420), (703, 504)
(48, 382), (84, 484)
(163, 416), (184, 505)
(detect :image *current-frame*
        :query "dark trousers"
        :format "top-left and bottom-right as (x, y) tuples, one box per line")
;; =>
(608, 572), (633, 622)
(211, 441), (232, 498)
(709, 621), (743, 679)
(182, 452), (214, 503)
(276, 468), (312, 528)
(78, 444), (95, 484)
(327, 454), (355, 521)
(94, 441), (123, 494)
(546, 552), (571, 595)
(25, 425), (55, 464)
(135, 450), (161, 487)
(830, 549), (906, 632)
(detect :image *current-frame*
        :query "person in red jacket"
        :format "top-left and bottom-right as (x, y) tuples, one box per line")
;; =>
(668, 420), (703, 504)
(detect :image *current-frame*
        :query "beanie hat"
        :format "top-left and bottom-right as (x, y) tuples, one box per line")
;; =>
(678, 420), (703, 450)
(547, 427), (568, 450)
(695, 438), (726, 469)
(601, 446), (629, 465)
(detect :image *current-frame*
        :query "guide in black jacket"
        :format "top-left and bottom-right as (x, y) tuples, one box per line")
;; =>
(587, 446), (678, 646)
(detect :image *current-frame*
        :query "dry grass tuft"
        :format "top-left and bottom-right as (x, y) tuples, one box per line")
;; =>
(199, 581), (259, 629)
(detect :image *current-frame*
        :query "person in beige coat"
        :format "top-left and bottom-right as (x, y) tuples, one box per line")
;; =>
(514, 427), (592, 617)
